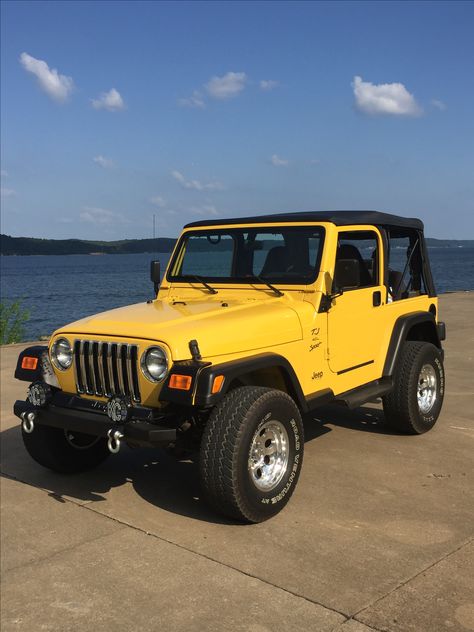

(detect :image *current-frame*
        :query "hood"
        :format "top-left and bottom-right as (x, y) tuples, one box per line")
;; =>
(56, 297), (305, 360)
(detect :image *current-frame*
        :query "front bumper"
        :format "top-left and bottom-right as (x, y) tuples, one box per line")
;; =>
(14, 392), (177, 448)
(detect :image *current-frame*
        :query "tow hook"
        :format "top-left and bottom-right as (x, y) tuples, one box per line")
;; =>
(107, 429), (124, 454)
(21, 411), (36, 434)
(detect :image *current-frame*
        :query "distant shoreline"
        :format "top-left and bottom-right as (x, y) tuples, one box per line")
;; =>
(1, 234), (473, 256)
(1, 235), (176, 256)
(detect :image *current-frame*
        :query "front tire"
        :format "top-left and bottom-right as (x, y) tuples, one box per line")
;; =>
(383, 341), (445, 434)
(199, 386), (304, 523)
(22, 424), (110, 473)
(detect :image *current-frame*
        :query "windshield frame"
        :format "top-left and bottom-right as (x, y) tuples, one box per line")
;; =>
(166, 224), (326, 286)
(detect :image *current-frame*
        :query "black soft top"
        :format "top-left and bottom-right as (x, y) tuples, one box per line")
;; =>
(185, 210), (424, 231)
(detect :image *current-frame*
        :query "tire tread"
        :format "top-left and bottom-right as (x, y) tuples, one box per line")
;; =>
(200, 386), (302, 522)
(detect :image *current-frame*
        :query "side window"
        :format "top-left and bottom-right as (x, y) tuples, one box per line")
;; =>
(335, 230), (379, 289)
(387, 229), (427, 300)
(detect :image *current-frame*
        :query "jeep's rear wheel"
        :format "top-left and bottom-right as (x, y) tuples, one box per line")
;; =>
(22, 425), (110, 473)
(383, 341), (445, 434)
(199, 386), (304, 523)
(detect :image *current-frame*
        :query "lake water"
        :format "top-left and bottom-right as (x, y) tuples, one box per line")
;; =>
(1, 248), (473, 341)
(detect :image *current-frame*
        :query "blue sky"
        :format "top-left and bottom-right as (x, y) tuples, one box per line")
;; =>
(1, 0), (473, 240)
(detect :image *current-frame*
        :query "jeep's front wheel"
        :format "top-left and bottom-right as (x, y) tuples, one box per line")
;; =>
(199, 386), (304, 523)
(383, 341), (445, 434)
(22, 425), (110, 473)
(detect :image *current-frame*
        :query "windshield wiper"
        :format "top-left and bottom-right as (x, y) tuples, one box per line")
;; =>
(182, 275), (218, 294)
(250, 275), (284, 297)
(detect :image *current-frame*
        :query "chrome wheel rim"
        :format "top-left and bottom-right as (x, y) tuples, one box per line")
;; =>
(248, 420), (289, 491)
(417, 364), (437, 414)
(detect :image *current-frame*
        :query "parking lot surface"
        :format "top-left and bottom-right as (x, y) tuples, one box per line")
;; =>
(1, 293), (473, 631)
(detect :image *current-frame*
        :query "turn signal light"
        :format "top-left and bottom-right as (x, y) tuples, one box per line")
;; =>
(169, 374), (192, 391)
(211, 375), (225, 394)
(21, 357), (38, 370)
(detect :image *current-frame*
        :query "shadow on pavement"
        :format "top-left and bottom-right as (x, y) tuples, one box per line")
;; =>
(1, 403), (396, 523)
(308, 403), (399, 435)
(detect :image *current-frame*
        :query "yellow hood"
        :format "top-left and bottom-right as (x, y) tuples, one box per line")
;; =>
(56, 297), (304, 360)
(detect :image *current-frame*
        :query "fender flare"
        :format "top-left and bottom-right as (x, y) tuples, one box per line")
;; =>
(194, 353), (307, 408)
(14, 345), (49, 382)
(383, 312), (442, 377)
(160, 353), (307, 409)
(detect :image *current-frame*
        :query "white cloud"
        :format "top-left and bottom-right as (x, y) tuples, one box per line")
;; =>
(260, 79), (279, 91)
(189, 204), (220, 216)
(206, 72), (247, 100)
(431, 99), (447, 111)
(178, 90), (205, 109)
(91, 88), (125, 111)
(352, 75), (422, 117)
(80, 206), (127, 225)
(150, 195), (166, 207)
(1, 187), (15, 197)
(270, 154), (289, 167)
(93, 155), (115, 169)
(19, 52), (74, 103)
(171, 170), (224, 191)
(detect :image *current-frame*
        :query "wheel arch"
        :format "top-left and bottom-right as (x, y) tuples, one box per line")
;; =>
(194, 353), (307, 410)
(383, 312), (442, 377)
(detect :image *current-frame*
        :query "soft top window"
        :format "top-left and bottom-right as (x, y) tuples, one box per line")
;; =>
(387, 228), (427, 300)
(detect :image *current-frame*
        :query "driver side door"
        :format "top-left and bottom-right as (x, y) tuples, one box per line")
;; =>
(327, 228), (386, 386)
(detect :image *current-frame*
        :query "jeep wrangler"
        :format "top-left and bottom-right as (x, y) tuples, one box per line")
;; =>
(13, 211), (446, 523)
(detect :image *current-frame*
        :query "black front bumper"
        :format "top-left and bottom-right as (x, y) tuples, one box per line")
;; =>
(14, 393), (177, 448)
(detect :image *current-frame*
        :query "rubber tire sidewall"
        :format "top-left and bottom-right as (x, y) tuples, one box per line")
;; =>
(384, 342), (445, 434)
(236, 393), (303, 521)
(411, 346), (445, 431)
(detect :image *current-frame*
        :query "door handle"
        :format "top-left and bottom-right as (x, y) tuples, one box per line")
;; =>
(373, 290), (382, 307)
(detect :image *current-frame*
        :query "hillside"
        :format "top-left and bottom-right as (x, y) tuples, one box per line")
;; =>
(1, 234), (473, 256)
(0, 235), (177, 256)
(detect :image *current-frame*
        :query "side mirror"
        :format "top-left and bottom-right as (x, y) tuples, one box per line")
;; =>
(150, 260), (161, 294)
(333, 258), (360, 292)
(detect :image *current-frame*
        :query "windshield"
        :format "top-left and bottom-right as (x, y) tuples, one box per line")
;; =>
(168, 226), (325, 285)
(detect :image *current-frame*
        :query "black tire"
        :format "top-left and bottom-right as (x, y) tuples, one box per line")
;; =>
(22, 425), (110, 473)
(383, 341), (445, 434)
(199, 386), (304, 523)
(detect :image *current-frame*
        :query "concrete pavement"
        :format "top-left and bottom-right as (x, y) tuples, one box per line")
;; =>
(1, 292), (473, 631)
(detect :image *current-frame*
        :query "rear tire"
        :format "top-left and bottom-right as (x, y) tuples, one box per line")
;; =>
(22, 425), (110, 473)
(199, 386), (304, 523)
(383, 341), (445, 434)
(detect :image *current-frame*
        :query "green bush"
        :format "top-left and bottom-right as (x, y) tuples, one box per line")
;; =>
(0, 301), (30, 345)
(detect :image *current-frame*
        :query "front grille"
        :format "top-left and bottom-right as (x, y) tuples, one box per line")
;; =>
(73, 340), (141, 402)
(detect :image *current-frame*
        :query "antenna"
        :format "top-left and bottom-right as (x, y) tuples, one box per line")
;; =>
(153, 213), (156, 240)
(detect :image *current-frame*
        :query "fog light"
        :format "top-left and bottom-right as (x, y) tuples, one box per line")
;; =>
(107, 396), (131, 423)
(27, 382), (52, 407)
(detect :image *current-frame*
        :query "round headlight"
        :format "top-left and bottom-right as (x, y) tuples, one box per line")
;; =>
(51, 338), (72, 370)
(141, 346), (168, 382)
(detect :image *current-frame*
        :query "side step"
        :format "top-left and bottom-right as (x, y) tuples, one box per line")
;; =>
(334, 377), (393, 409)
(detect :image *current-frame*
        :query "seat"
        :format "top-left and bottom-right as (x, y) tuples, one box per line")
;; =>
(260, 246), (290, 276)
(336, 244), (373, 287)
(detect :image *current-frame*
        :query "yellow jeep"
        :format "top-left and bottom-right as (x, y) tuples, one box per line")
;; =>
(14, 211), (446, 522)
